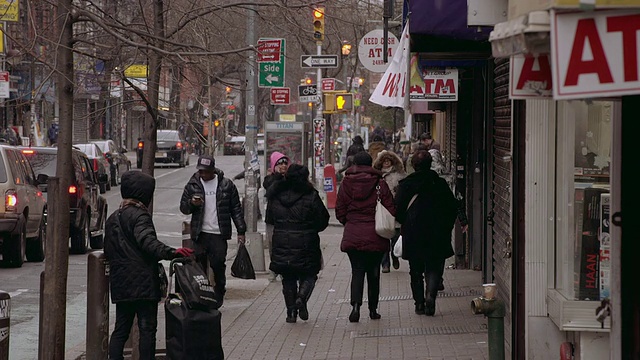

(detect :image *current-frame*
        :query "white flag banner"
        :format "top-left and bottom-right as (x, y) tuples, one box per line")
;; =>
(369, 22), (411, 108)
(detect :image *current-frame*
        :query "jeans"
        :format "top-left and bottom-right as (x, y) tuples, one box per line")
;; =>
(194, 232), (228, 303)
(381, 228), (401, 268)
(347, 250), (385, 310)
(408, 257), (446, 305)
(108, 300), (158, 360)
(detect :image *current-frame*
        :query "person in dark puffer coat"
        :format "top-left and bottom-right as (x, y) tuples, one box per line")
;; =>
(395, 150), (458, 317)
(336, 151), (396, 323)
(105, 171), (193, 360)
(266, 164), (329, 323)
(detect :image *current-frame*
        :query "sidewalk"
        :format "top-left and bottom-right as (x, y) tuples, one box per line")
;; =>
(70, 224), (489, 359)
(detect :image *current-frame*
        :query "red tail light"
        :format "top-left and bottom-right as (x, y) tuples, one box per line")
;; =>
(68, 185), (77, 194)
(138, 141), (144, 149)
(176, 142), (183, 149)
(22, 149), (35, 155)
(5, 190), (17, 212)
(93, 158), (99, 172)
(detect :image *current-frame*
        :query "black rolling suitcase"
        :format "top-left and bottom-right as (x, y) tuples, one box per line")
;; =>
(165, 258), (224, 360)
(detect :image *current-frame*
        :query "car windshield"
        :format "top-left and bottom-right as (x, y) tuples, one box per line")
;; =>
(93, 141), (108, 153)
(24, 152), (57, 177)
(75, 144), (96, 157)
(157, 131), (180, 141)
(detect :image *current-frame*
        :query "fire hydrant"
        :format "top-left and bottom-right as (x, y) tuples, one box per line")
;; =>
(471, 283), (505, 360)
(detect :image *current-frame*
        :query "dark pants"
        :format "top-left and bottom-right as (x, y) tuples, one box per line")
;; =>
(108, 300), (158, 360)
(194, 232), (228, 303)
(381, 228), (401, 268)
(408, 257), (446, 305)
(347, 250), (385, 311)
(281, 273), (317, 310)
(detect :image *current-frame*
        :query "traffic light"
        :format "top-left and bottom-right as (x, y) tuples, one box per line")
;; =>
(214, 119), (220, 127)
(225, 86), (232, 99)
(335, 93), (353, 111)
(305, 77), (312, 85)
(313, 7), (325, 42)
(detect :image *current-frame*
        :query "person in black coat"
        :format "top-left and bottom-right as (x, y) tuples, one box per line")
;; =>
(266, 164), (330, 323)
(104, 171), (193, 360)
(179, 155), (247, 306)
(394, 150), (458, 316)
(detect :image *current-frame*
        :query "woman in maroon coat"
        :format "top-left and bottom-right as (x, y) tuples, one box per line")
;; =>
(336, 151), (396, 322)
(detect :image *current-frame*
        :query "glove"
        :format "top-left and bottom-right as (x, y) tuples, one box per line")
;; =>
(175, 247), (194, 258)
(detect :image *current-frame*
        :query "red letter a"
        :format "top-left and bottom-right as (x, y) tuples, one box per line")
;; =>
(517, 55), (552, 90)
(564, 19), (614, 87)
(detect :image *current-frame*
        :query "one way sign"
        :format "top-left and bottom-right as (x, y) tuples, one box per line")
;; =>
(300, 55), (339, 68)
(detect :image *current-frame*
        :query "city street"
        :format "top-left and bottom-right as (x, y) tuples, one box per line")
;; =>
(3, 153), (250, 359)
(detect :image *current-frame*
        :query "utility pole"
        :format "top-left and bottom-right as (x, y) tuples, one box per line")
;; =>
(207, 62), (215, 156)
(243, 0), (265, 271)
(312, 6), (326, 195)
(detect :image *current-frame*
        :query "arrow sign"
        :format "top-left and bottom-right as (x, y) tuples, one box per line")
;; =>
(300, 55), (339, 68)
(265, 73), (279, 84)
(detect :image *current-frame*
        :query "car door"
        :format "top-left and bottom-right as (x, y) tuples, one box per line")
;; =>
(79, 154), (99, 229)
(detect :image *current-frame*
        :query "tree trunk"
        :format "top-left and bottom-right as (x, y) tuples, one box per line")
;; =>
(40, 1), (73, 358)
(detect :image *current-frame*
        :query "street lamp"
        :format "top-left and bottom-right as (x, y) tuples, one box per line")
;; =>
(341, 42), (352, 56)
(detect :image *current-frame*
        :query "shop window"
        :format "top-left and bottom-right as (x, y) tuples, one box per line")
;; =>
(555, 100), (615, 302)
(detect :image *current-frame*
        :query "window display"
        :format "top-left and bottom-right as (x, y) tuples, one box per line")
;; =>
(556, 100), (614, 301)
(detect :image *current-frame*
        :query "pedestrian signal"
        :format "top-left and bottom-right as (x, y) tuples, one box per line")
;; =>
(335, 93), (353, 111)
(313, 7), (325, 42)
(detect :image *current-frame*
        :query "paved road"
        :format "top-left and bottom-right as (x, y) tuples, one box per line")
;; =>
(4, 153), (251, 360)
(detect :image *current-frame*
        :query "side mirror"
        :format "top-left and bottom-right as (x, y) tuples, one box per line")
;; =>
(36, 173), (49, 185)
(98, 173), (108, 183)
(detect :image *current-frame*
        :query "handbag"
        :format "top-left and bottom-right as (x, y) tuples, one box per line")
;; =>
(375, 182), (396, 239)
(231, 243), (256, 279)
(393, 236), (403, 258)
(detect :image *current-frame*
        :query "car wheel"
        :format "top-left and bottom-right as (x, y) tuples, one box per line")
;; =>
(99, 182), (106, 194)
(70, 215), (89, 254)
(26, 213), (46, 262)
(111, 168), (118, 187)
(114, 168), (120, 186)
(4, 222), (26, 267)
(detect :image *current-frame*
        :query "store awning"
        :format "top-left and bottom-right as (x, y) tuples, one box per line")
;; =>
(489, 11), (550, 58)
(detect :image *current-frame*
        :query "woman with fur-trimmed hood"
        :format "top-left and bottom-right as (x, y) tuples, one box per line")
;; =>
(373, 150), (407, 273)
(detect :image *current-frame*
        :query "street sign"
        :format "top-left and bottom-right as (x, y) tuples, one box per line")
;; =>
(321, 78), (335, 91)
(257, 38), (283, 63)
(300, 55), (339, 68)
(259, 38), (286, 88)
(259, 63), (285, 87)
(0, 71), (9, 99)
(298, 84), (319, 102)
(270, 87), (291, 105)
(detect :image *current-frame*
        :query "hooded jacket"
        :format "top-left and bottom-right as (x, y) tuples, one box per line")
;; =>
(367, 141), (387, 163)
(395, 169), (457, 262)
(336, 165), (396, 253)
(373, 150), (407, 198)
(179, 168), (246, 240)
(263, 151), (289, 190)
(104, 171), (177, 303)
(265, 178), (329, 275)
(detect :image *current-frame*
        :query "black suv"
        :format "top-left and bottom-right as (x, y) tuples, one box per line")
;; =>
(21, 147), (109, 254)
(136, 129), (189, 168)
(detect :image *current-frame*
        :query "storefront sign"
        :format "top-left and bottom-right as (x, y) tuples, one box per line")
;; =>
(510, 54), (552, 99)
(358, 29), (399, 73)
(410, 68), (458, 102)
(551, 9), (640, 100)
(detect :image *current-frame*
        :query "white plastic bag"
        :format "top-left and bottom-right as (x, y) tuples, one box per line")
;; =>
(375, 200), (396, 239)
(393, 235), (403, 258)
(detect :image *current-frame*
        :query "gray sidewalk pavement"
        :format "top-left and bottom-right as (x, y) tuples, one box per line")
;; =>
(69, 221), (489, 360)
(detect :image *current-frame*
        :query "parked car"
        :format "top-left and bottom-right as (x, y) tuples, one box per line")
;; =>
(21, 147), (109, 254)
(74, 143), (111, 194)
(0, 145), (47, 267)
(136, 130), (189, 168)
(90, 139), (131, 187)
(224, 136), (245, 155)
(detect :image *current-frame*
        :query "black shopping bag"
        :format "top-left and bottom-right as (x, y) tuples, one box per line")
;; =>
(172, 258), (219, 310)
(231, 243), (256, 279)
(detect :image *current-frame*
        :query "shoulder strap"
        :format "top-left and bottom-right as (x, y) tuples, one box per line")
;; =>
(407, 194), (419, 210)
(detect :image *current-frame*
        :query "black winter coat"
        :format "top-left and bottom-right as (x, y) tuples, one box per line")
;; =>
(104, 172), (177, 303)
(395, 169), (457, 263)
(180, 169), (247, 241)
(266, 179), (329, 275)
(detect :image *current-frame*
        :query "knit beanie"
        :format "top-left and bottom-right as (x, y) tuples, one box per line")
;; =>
(353, 151), (372, 166)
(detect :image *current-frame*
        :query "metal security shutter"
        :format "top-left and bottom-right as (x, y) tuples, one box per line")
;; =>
(491, 57), (513, 356)
(73, 101), (89, 143)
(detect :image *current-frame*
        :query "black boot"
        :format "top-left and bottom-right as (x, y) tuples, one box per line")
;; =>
(369, 308), (381, 320)
(282, 280), (298, 323)
(349, 303), (361, 323)
(425, 292), (436, 316)
(410, 281), (426, 315)
(296, 277), (316, 321)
